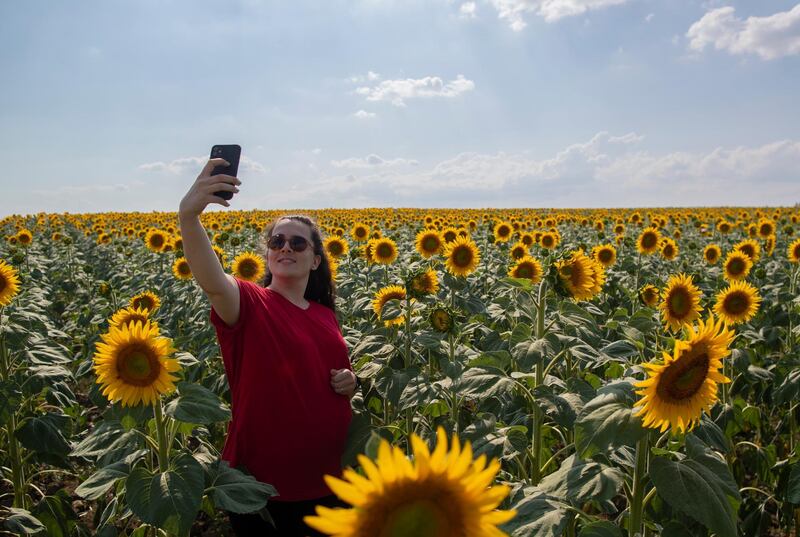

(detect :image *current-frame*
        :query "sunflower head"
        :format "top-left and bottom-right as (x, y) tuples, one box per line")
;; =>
(789, 238), (800, 263)
(659, 238), (679, 261)
(428, 304), (457, 333)
(509, 242), (528, 260)
(443, 236), (480, 278)
(109, 306), (154, 331)
(493, 221), (513, 243)
(703, 244), (721, 265)
(591, 244), (617, 268)
(757, 218), (775, 239)
(0, 260), (21, 307)
(372, 238), (399, 265)
(639, 284), (660, 307)
(93, 320), (181, 407)
(553, 250), (605, 302)
(372, 285), (407, 327)
(324, 236), (349, 259)
(233, 251), (266, 283)
(409, 268), (440, 296)
(659, 273), (703, 332)
(304, 426), (516, 536)
(144, 229), (168, 253)
(172, 257), (193, 281)
(733, 239), (761, 264)
(713, 280), (762, 325)
(723, 251), (753, 282)
(16, 229), (33, 247)
(415, 230), (443, 258)
(129, 291), (161, 314)
(637, 229), (661, 255)
(634, 315), (733, 434)
(508, 255), (543, 284)
(539, 231), (559, 250)
(351, 223), (370, 242)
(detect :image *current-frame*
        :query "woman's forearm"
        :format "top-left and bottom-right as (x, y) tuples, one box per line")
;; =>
(178, 213), (229, 296)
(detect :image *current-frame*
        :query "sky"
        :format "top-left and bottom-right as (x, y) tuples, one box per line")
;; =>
(1, 0), (799, 217)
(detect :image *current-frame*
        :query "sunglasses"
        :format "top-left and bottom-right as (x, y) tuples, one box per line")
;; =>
(267, 233), (312, 252)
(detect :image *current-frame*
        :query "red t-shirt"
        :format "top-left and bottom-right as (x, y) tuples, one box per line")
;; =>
(209, 278), (353, 501)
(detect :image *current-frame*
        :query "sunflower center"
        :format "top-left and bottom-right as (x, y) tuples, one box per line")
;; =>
(329, 242), (344, 255)
(239, 259), (258, 278)
(599, 250), (613, 263)
(452, 246), (473, 267)
(0, 276), (6, 293)
(380, 499), (451, 537)
(642, 233), (657, 248)
(668, 289), (691, 316)
(542, 236), (554, 247)
(739, 246), (755, 259)
(727, 258), (745, 275)
(133, 298), (154, 311)
(422, 237), (440, 252)
(663, 245), (675, 257)
(658, 352), (710, 401)
(117, 345), (161, 387)
(706, 251), (718, 262)
(150, 235), (164, 248)
(516, 265), (533, 279)
(794, 245), (800, 259)
(444, 232), (456, 242)
(178, 262), (191, 275)
(377, 244), (393, 258)
(723, 291), (749, 315)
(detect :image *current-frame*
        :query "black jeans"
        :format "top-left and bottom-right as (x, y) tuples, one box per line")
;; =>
(228, 494), (349, 536)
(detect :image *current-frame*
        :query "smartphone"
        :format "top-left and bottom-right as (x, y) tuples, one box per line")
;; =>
(210, 144), (241, 200)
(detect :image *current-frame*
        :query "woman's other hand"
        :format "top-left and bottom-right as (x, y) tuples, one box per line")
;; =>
(330, 368), (357, 398)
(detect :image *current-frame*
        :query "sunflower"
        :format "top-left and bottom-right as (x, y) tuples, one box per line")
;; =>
(493, 221), (514, 243)
(93, 320), (181, 407)
(659, 273), (703, 332)
(16, 229), (33, 247)
(634, 315), (733, 434)
(108, 306), (154, 331)
(129, 291), (161, 314)
(429, 305), (456, 333)
(233, 252), (266, 283)
(508, 256), (543, 284)
(372, 238), (399, 265)
(539, 231), (559, 250)
(703, 244), (721, 265)
(0, 260), (21, 307)
(733, 239), (760, 264)
(304, 427), (517, 536)
(722, 251), (752, 282)
(640, 284), (660, 307)
(509, 242), (528, 260)
(591, 244), (617, 268)
(713, 280), (761, 325)
(351, 223), (370, 242)
(442, 227), (460, 244)
(757, 218), (775, 239)
(372, 285), (407, 327)
(325, 236), (350, 260)
(443, 236), (480, 277)
(636, 228), (661, 255)
(789, 238), (800, 263)
(415, 230), (444, 258)
(144, 229), (168, 253)
(716, 220), (732, 234)
(172, 257), (193, 281)
(659, 238), (679, 261)
(554, 250), (605, 301)
(410, 268), (439, 296)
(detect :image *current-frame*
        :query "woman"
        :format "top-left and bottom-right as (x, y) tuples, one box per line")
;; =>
(178, 157), (356, 536)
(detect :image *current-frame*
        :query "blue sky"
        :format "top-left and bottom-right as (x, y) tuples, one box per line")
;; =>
(1, 0), (799, 217)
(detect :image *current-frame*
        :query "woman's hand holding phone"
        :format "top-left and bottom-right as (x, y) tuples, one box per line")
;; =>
(178, 158), (241, 218)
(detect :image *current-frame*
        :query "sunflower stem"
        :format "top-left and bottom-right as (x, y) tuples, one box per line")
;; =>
(628, 433), (650, 537)
(0, 309), (26, 509)
(531, 280), (548, 484)
(153, 399), (169, 473)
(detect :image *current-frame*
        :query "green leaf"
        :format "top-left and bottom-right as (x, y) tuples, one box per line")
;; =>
(15, 414), (71, 456)
(599, 340), (639, 359)
(126, 453), (205, 535)
(165, 382), (231, 425)
(208, 460), (277, 513)
(75, 460), (130, 500)
(650, 436), (740, 537)
(456, 367), (515, 400)
(578, 520), (624, 537)
(3, 508), (45, 534)
(502, 490), (570, 537)
(574, 387), (646, 458)
(539, 455), (624, 504)
(787, 463), (800, 503)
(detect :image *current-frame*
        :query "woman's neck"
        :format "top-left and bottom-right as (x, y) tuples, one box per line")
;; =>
(267, 278), (309, 307)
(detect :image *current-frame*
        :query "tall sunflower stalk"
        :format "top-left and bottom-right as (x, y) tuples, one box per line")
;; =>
(0, 307), (26, 509)
(530, 278), (548, 484)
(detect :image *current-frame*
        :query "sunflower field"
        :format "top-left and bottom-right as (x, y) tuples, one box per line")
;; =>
(1, 207), (800, 536)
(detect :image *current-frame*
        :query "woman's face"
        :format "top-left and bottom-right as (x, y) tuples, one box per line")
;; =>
(266, 220), (321, 280)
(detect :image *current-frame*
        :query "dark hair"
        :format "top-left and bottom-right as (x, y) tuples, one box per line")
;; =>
(258, 214), (337, 312)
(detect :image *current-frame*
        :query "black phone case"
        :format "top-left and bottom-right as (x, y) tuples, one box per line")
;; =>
(210, 144), (241, 200)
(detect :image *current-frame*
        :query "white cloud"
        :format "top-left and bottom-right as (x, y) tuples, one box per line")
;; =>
(272, 132), (800, 207)
(460, 2), (477, 19)
(354, 74), (475, 107)
(330, 154), (419, 168)
(348, 71), (381, 83)
(645, 13), (654, 23)
(138, 155), (268, 175)
(687, 5), (800, 60)
(354, 109), (377, 119)
(486, 0), (632, 30)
